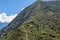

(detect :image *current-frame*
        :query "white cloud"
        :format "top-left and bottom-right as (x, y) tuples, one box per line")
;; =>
(0, 12), (17, 23)
(21, 8), (25, 11)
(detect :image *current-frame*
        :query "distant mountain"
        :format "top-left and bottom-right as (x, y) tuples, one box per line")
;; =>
(0, 0), (60, 40)
(0, 23), (8, 29)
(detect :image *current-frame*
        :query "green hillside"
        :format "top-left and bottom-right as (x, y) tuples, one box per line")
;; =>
(0, 0), (60, 40)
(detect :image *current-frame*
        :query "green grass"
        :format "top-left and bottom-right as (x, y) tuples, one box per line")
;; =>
(1, 1), (60, 40)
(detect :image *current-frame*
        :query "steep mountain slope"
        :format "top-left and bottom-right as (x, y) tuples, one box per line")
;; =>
(1, 0), (60, 40)
(0, 0), (37, 38)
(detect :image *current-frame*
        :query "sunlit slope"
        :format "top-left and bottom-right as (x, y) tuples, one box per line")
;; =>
(1, 1), (60, 40)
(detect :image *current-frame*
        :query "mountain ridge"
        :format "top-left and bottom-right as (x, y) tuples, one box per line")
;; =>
(0, 23), (8, 30)
(0, 0), (60, 40)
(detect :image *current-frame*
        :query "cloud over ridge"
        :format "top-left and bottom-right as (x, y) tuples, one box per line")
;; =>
(0, 12), (17, 23)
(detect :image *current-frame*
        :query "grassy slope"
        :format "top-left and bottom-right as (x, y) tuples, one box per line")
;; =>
(3, 1), (60, 40)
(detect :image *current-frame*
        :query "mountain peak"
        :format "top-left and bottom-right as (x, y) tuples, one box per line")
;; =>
(0, 1), (60, 40)
(38, 0), (57, 1)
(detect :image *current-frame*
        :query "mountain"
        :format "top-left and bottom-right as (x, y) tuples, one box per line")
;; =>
(0, 0), (60, 40)
(0, 23), (8, 29)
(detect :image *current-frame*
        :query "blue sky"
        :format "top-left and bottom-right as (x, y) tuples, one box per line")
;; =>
(0, 0), (52, 23)
(0, 0), (36, 29)
(0, 0), (51, 29)
(0, 0), (36, 23)
(0, 0), (53, 23)
(0, 0), (36, 16)
(0, 0), (52, 16)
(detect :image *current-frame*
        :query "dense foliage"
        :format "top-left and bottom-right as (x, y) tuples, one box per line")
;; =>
(0, 0), (60, 40)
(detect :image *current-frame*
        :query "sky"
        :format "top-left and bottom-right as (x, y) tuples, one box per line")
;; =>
(0, 0), (36, 23)
(0, 0), (53, 23)
(0, 0), (52, 29)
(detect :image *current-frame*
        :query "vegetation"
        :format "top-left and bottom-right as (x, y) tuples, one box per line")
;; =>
(3, 21), (60, 40)
(0, 0), (60, 40)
